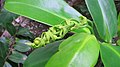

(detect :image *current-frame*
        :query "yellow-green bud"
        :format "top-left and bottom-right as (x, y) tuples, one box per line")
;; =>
(34, 40), (40, 45)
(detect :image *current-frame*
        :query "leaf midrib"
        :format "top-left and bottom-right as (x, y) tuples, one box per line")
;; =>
(98, 0), (116, 37)
(6, 1), (67, 20)
(107, 45), (120, 58)
(68, 35), (92, 66)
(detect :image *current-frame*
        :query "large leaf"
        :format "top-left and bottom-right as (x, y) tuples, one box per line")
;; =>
(117, 13), (120, 37)
(85, 0), (117, 42)
(46, 33), (100, 67)
(23, 40), (63, 67)
(100, 43), (120, 67)
(4, 0), (81, 26)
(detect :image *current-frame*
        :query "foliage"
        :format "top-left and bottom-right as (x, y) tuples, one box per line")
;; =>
(0, 0), (119, 67)
(100, 43), (120, 67)
(85, 0), (117, 42)
(4, 0), (81, 25)
(0, 9), (18, 36)
(46, 33), (99, 67)
(118, 13), (120, 37)
(24, 40), (63, 67)
(0, 37), (9, 67)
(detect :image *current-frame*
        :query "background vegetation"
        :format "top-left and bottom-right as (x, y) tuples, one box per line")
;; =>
(0, 0), (120, 67)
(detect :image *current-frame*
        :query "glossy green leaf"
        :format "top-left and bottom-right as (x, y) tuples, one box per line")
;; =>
(72, 27), (91, 34)
(118, 13), (120, 27)
(0, 37), (9, 67)
(0, 42), (8, 58)
(14, 40), (31, 52)
(117, 13), (120, 37)
(0, 9), (18, 26)
(5, 22), (16, 36)
(3, 62), (12, 67)
(16, 28), (34, 39)
(4, 0), (81, 26)
(100, 43), (120, 67)
(46, 33), (100, 67)
(117, 39), (120, 46)
(8, 51), (27, 64)
(0, 42), (8, 67)
(0, 37), (9, 45)
(23, 40), (63, 67)
(0, 9), (18, 36)
(85, 0), (117, 42)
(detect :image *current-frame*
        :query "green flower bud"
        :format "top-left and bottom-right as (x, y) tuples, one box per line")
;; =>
(34, 39), (40, 45)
